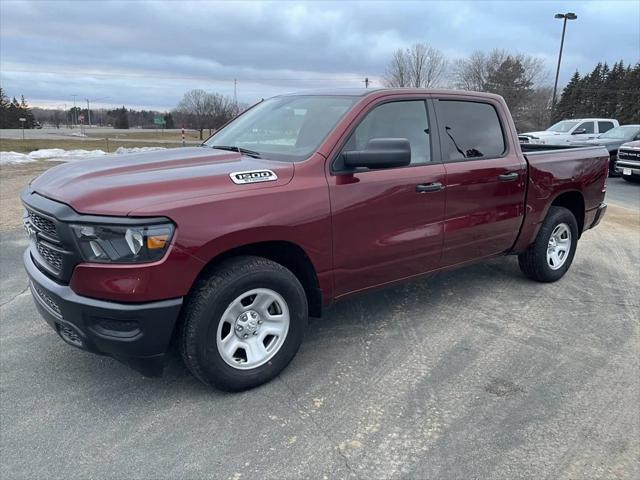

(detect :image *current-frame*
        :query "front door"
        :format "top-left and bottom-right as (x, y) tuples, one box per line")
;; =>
(328, 99), (446, 297)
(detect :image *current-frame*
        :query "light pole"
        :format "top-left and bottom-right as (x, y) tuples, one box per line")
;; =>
(552, 12), (578, 108)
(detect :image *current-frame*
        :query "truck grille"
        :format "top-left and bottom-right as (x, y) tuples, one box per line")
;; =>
(27, 210), (59, 241)
(36, 242), (64, 271)
(617, 149), (640, 161)
(23, 202), (76, 283)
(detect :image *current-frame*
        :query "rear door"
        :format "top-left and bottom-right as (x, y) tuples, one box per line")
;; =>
(433, 97), (527, 267)
(328, 97), (446, 297)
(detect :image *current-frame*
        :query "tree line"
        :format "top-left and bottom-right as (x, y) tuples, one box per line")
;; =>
(553, 61), (639, 124)
(0, 88), (36, 128)
(383, 43), (640, 131)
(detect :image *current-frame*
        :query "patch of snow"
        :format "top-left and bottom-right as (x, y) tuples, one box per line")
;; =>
(0, 152), (34, 164)
(0, 146), (166, 165)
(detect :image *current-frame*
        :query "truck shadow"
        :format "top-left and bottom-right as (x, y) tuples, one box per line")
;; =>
(34, 255), (530, 401)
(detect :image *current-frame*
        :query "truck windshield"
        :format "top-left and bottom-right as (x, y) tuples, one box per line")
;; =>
(204, 95), (357, 162)
(547, 120), (580, 133)
(598, 125), (639, 140)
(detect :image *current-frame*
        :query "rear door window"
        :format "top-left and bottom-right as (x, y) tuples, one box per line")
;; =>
(435, 100), (506, 161)
(598, 121), (614, 134)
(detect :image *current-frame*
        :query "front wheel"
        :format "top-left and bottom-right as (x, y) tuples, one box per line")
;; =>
(518, 206), (579, 282)
(180, 256), (308, 391)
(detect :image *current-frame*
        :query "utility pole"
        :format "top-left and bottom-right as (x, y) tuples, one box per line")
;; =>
(71, 94), (77, 127)
(233, 79), (238, 113)
(552, 12), (578, 108)
(85, 97), (109, 128)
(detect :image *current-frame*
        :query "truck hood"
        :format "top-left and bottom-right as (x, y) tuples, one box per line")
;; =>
(620, 140), (640, 149)
(520, 131), (564, 138)
(30, 147), (294, 216)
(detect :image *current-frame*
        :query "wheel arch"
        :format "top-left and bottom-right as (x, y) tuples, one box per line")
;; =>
(191, 240), (323, 318)
(549, 190), (585, 236)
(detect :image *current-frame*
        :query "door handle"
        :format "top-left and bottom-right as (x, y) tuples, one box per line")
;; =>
(498, 172), (519, 182)
(416, 182), (444, 193)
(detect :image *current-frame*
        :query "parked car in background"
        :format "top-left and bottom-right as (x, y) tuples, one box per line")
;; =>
(616, 140), (640, 183)
(519, 118), (619, 146)
(570, 125), (640, 176)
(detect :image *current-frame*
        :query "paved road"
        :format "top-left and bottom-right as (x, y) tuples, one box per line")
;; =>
(0, 127), (188, 140)
(1, 207), (639, 480)
(606, 177), (640, 211)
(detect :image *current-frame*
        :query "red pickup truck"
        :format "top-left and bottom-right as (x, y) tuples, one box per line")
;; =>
(22, 89), (608, 391)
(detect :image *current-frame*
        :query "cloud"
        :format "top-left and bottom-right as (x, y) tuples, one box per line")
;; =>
(1, 0), (638, 109)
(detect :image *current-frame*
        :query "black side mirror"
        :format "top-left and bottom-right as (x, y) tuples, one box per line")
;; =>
(342, 138), (411, 170)
(572, 128), (587, 135)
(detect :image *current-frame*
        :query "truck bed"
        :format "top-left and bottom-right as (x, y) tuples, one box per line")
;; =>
(512, 144), (609, 253)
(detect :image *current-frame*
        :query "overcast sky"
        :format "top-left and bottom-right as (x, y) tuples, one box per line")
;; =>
(1, 0), (638, 111)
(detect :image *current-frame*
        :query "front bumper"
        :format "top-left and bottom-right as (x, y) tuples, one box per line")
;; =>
(24, 249), (183, 376)
(616, 162), (640, 177)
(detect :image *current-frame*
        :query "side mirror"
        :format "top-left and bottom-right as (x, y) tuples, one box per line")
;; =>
(342, 138), (411, 170)
(572, 128), (587, 135)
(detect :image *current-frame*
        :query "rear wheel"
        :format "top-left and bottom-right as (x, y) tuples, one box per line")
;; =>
(518, 206), (579, 282)
(180, 256), (308, 391)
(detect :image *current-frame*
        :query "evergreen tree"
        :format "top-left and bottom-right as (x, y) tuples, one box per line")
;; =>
(602, 61), (625, 118)
(0, 88), (11, 128)
(553, 71), (581, 122)
(19, 95), (36, 128)
(114, 106), (129, 129)
(617, 63), (640, 124)
(483, 56), (533, 130)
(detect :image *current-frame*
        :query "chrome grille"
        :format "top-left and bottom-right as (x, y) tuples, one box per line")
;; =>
(33, 284), (62, 317)
(618, 149), (639, 160)
(27, 210), (58, 240)
(37, 242), (63, 271)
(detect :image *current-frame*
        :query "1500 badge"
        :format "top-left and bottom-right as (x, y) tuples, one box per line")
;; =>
(229, 170), (278, 185)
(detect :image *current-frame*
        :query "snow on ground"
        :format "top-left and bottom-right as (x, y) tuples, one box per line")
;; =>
(0, 146), (166, 165)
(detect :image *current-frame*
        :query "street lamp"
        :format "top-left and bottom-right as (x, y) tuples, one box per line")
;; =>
(552, 12), (578, 107)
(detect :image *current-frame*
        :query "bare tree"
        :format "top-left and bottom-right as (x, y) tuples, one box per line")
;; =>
(384, 43), (447, 88)
(452, 49), (546, 92)
(175, 89), (235, 140)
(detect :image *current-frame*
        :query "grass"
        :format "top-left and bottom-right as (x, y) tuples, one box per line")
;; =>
(85, 130), (205, 142)
(0, 138), (188, 154)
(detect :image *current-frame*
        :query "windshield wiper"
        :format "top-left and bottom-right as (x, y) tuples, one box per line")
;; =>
(210, 145), (262, 158)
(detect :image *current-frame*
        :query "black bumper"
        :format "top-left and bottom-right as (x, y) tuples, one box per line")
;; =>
(24, 249), (183, 376)
(590, 203), (607, 229)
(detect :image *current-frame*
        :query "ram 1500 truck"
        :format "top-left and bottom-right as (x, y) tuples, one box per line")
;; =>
(22, 89), (609, 391)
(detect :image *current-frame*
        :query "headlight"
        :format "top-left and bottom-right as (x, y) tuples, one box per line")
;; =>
(70, 223), (174, 263)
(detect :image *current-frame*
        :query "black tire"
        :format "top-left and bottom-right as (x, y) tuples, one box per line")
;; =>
(608, 155), (619, 177)
(622, 175), (640, 183)
(180, 256), (307, 391)
(518, 206), (579, 283)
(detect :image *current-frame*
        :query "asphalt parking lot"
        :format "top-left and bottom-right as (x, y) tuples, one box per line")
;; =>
(1, 178), (638, 479)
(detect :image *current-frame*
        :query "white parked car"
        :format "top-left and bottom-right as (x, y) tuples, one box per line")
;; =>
(519, 118), (619, 146)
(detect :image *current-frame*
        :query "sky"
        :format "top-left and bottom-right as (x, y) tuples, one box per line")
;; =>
(1, 0), (638, 111)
